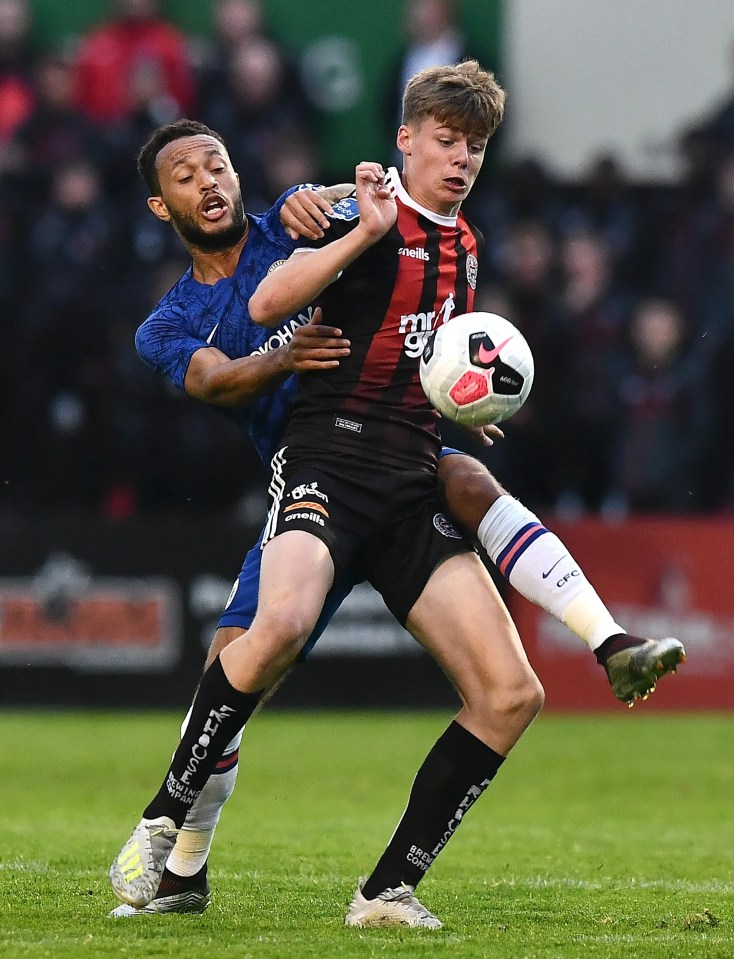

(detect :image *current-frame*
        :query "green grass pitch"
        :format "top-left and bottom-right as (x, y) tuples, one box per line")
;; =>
(1, 709), (733, 958)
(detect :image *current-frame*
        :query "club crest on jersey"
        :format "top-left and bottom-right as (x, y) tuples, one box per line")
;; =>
(466, 254), (478, 290)
(267, 259), (287, 274)
(433, 513), (462, 539)
(330, 197), (360, 221)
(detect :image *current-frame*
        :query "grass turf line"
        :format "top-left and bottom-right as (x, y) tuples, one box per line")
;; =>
(0, 710), (732, 958)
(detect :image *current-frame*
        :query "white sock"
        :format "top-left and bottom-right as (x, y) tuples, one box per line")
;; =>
(165, 710), (243, 878)
(477, 495), (624, 651)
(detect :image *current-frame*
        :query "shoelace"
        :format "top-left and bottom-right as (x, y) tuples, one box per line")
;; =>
(381, 886), (429, 914)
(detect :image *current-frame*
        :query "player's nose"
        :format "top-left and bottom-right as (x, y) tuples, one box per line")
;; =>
(199, 171), (219, 190)
(452, 142), (470, 166)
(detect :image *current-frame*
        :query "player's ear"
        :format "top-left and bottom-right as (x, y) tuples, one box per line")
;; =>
(396, 124), (411, 157)
(148, 195), (171, 222)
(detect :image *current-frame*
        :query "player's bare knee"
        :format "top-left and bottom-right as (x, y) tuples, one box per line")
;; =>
(257, 600), (314, 642)
(484, 673), (544, 729)
(523, 674), (545, 718)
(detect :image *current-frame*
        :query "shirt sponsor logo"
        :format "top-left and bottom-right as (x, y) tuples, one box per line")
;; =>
(400, 293), (456, 357)
(329, 197), (360, 221)
(398, 246), (430, 261)
(250, 313), (310, 356)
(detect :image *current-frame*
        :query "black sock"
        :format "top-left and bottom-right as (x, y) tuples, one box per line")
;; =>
(595, 633), (644, 668)
(144, 656), (262, 827)
(159, 861), (208, 892)
(361, 721), (505, 899)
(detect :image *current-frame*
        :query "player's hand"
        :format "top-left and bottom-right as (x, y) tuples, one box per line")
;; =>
(284, 307), (350, 372)
(280, 184), (355, 240)
(280, 189), (335, 241)
(461, 423), (505, 447)
(355, 161), (397, 242)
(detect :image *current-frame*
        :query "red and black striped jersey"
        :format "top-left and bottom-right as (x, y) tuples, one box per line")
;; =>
(284, 168), (483, 469)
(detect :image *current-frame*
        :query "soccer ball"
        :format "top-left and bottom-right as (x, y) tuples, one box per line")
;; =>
(420, 312), (534, 425)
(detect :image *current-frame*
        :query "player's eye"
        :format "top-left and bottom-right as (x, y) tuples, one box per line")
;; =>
(178, 175), (193, 184)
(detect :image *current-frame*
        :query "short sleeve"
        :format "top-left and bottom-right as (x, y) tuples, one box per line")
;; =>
(135, 308), (209, 393)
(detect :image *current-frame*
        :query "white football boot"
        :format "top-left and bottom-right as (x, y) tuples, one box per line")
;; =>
(109, 817), (178, 908)
(344, 879), (442, 929)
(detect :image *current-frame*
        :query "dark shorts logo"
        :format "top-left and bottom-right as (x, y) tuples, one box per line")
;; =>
(284, 501), (329, 518)
(433, 513), (462, 539)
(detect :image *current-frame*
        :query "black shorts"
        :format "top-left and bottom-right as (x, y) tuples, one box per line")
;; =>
(263, 446), (474, 624)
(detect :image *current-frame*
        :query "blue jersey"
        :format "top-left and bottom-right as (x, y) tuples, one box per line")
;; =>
(135, 189), (313, 465)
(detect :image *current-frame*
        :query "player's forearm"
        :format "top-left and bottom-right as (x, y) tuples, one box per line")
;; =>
(185, 349), (289, 406)
(249, 228), (376, 327)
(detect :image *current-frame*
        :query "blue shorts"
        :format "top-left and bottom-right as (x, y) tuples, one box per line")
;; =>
(217, 445), (468, 656)
(438, 446), (464, 459)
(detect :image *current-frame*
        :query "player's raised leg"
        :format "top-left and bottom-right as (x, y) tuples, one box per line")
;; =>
(109, 530), (334, 908)
(438, 452), (685, 704)
(346, 551), (543, 928)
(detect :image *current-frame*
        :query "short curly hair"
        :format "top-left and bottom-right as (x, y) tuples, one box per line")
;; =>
(137, 119), (228, 194)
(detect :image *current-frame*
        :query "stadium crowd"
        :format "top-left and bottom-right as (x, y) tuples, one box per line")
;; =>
(2, 0), (734, 519)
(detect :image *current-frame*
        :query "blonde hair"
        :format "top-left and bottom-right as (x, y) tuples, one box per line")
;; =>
(402, 59), (506, 140)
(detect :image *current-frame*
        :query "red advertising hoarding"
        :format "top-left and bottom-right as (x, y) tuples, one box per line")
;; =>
(508, 517), (734, 711)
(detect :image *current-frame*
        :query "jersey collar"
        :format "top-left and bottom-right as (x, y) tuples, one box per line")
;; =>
(387, 167), (458, 228)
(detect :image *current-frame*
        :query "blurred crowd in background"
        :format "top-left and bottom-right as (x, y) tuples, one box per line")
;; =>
(2, 0), (734, 520)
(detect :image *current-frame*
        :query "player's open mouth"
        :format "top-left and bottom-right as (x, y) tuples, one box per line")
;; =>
(444, 177), (467, 193)
(200, 196), (228, 221)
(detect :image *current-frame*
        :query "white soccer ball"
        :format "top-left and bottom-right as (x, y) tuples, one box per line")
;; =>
(420, 312), (534, 426)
